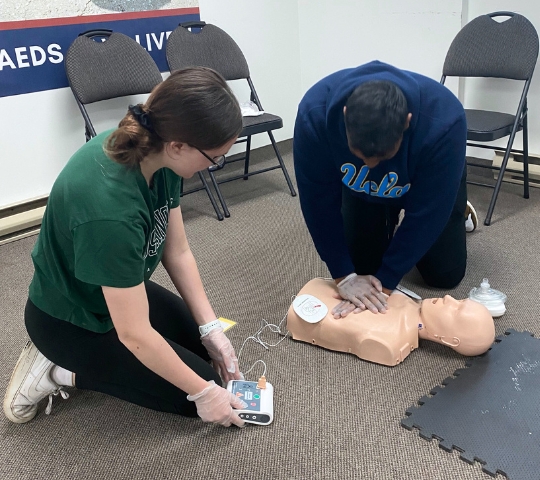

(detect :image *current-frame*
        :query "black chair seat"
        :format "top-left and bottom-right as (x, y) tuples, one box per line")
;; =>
(240, 113), (283, 137)
(465, 109), (517, 141)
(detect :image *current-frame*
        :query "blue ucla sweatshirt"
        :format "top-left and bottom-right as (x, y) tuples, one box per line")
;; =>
(293, 61), (466, 289)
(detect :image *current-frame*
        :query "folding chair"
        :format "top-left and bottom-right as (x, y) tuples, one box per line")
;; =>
(65, 29), (226, 220)
(441, 12), (539, 226)
(166, 21), (297, 218)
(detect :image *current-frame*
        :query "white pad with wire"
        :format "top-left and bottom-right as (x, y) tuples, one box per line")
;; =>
(292, 294), (328, 323)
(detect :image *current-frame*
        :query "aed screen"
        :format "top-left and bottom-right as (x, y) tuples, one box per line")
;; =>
(231, 381), (262, 411)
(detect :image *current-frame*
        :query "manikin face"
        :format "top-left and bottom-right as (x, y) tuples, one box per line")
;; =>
(421, 295), (495, 355)
(423, 295), (473, 315)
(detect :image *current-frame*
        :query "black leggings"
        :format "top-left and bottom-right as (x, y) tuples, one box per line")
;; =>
(25, 281), (221, 417)
(342, 172), (467, 289)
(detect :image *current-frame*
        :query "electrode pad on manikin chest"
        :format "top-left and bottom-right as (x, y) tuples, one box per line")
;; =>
(292, 294), (328, 323)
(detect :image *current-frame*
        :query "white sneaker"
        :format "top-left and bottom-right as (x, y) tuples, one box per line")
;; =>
(3, 341), (69, 423)
(465, 201), (478, 233)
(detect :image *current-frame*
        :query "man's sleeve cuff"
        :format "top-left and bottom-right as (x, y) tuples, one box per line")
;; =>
(374, 268), (402, 291)
(326, 258), (356, 281)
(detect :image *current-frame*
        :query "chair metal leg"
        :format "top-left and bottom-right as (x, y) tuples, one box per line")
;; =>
(484, 143), (513, 226)
(267, 131), (297, 197)
(243, 136), (252, 180)
(84, 126), (92, 142)
(197, 171), (224, 221)
(523, 108), (530, 199)
(208, 169), (230, 218)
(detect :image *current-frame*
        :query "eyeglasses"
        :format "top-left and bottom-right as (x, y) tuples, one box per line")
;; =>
(195, 147), (226, 172)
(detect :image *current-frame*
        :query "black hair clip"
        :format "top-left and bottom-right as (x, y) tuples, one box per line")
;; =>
(128, 104), (155, 133)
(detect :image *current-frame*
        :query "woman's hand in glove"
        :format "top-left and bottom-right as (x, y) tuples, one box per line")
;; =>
(200, 327), (242, 383)
(187, 380), (246, 427)
(334, 273), (388, 315)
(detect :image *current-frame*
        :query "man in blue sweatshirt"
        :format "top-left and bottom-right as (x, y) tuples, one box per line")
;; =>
(294, 61), (469, 317)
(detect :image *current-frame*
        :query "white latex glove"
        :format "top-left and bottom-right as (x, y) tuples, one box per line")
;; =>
(335, 273), (388, 314)
(331, 299), (363, 319)
(187, 380), (246, 427)
(200, 328), (242, 383)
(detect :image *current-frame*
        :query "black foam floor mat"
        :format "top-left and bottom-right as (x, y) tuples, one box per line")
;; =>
(402, 329), (540, 479)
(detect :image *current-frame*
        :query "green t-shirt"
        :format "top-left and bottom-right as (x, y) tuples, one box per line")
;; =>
(29, 130), (181, 333)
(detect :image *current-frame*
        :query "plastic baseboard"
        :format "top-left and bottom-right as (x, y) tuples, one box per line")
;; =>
(0, 207), (44, 245)
(492, 151), (540, 187)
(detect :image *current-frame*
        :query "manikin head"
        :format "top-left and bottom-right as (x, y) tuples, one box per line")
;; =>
(419, 295), (495, 356)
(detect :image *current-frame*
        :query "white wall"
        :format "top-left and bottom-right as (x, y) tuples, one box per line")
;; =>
(197, 0), (302, 155)
(0, 88), (153, 209)
(462, 1), (540, 158)
(297, 0), (463, 97)
(0, 1), (195, 209)
(1, 0), (468, 208)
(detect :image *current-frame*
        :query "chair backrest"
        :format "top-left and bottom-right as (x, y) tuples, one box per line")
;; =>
(65, 30), (163, 105)
(166, 21), (250, 81)
(443, 12), (539, 80)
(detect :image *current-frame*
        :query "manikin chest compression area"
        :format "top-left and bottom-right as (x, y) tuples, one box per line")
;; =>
(286, 278), (495, 367)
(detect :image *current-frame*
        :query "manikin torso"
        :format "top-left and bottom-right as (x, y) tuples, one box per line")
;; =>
(287, 278), (495, 367)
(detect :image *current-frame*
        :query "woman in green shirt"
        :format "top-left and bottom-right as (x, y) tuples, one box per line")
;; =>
(4, 67), (248, 427)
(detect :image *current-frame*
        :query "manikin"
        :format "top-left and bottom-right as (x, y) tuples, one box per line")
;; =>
(287, 278), (495, 367)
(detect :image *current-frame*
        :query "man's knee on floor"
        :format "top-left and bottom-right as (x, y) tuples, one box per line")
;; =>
(421, 263), (466, 290)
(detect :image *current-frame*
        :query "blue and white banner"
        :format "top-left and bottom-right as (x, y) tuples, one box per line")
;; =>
(0, 8), (200, 98)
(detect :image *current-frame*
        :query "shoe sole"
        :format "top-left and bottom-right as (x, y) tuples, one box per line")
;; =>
(3, 341), (39, 424)
(466, 201), (478, 231)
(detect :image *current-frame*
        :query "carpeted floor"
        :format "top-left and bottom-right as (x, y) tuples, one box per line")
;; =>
(1, 142), (539, 480)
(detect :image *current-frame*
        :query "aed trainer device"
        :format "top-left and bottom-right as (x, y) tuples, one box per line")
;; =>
(227, 380), (274, 425)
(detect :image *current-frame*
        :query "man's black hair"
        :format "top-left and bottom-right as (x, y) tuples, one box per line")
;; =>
(344, 80), (409, 158)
